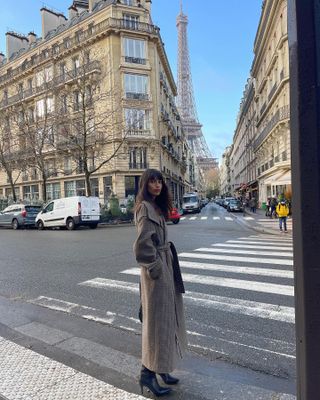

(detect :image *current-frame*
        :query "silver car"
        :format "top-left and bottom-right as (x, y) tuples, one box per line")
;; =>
(0, 204), (42, 229)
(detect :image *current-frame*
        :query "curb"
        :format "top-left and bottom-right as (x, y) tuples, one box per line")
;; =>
(231, 211), (286, 236)
(98, 221), (134, 228)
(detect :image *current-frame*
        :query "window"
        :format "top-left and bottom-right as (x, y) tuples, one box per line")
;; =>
(125, 108), (150, 132)
(129, 147), (147, 169)
(44, 66), (53, 82)
(76, 180), (86, 196)
(60, 63), (67, 77)
(36, 99), (45, 118)
(77, 157), (84, 174)
(73, 57), (80, 73)
(61, 95), (68, 114)
(27, 78), (33, 90)
(73, 91), (81, 111)
(123, 0), (134, 5)
(46, 97), (54, 114)
(64, 181), (76, 197)
(124, 38), (146, 64)
(22, 185), (39, 200)
(64, 157), (72, 175)
(46, 183), (61, 200)
(44, 202), (54, 213)
(124, 74), (148, 100)
(123, 14), (139, 29)
(103, 176), (112, 204)
(90, 178), (99, 197)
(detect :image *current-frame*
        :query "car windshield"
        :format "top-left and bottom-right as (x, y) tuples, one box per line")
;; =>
(230, 200), (240, 205)
(183, 196), (197, 203)
(25, 206), (42, 212)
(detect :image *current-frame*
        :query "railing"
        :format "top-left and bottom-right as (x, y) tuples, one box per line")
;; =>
(124, 56), (146, 65)
(126, 92), (149, 101)
(0, 18), (159, 85)
(126, 129), (151, 137)
(0, 60), (101, 109)
(268, 83), (278, 101)
(254, 105), (290, 150)
(129, 162), (149, 169)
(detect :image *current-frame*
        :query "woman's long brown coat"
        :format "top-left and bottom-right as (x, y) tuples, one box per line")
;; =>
(133, 201), (187, 373)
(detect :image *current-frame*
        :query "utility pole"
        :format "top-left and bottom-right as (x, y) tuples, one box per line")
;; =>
(288, 1), (320, 398)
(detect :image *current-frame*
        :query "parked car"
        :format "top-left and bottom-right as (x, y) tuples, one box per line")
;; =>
(0, 204), (42, 229)
(182, 192), (201, 214)
(36, 196), (100, 230)
(227, 199), (244, 212)
(223, 197), (236, 208)
(168, 207), (181, 224)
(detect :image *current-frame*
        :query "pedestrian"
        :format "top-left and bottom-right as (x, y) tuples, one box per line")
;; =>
(265, 197), (271, 217)
(133, 169), (187, 397)
(270, 196), (278, 218)
(276, 199), (289, 233)
(249, 196), (257, 213)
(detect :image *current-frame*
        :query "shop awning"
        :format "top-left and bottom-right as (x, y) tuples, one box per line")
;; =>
(263, 170), (291, 185)
(276, 170), (291, 185)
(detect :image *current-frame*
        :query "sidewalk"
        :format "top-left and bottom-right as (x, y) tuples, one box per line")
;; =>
(0, 295), (296, 400)
(234, 207), (293, 236)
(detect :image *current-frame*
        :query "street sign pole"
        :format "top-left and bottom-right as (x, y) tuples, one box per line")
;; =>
(288, 1), (320, 398)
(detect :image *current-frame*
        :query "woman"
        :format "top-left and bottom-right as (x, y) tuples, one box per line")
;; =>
(133, 169), (187, 397)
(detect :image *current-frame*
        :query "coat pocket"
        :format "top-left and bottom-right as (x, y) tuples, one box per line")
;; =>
(147, 258), (163, 280)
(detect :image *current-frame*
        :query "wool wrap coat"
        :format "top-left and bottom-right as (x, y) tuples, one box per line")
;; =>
(133, 201), (187, 373)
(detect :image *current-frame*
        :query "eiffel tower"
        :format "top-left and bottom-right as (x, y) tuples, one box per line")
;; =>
(176, 2), (218, 171)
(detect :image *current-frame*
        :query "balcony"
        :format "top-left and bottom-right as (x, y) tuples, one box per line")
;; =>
(0, 61), (101, 109)
(124, 56), (146, 65)
(126, 129), (152, 138)
(268, 83), (278, 101)
(129, 162), (149, 169)
(254, 105), (290, 150)
(126, 92), (149, 101)
(0, 18), (159, 86)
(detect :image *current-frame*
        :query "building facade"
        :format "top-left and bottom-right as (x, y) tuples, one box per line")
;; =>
(0, 0), (193, 205)
(251, 0), (291, 204)
(220, 145), (232, 196)
(229, 0), (291, 206)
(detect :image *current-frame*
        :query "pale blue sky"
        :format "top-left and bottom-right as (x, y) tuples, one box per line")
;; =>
(0, 0), (263, 160)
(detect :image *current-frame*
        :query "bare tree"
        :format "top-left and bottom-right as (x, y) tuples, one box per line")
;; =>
(12, 73), (57, 202)
(0, 109), (25, 202)
(54, 49), (134, 196)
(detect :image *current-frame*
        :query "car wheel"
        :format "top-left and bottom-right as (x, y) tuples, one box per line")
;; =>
(12, 219), (19, 230)
(66, 218), (76, 231)
(37, 220), (45, 230)
(172, 219), (180, 225)
(89, 224), (98, 229)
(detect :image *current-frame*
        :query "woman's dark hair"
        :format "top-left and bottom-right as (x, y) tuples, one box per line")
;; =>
(135, 169), (172, 219)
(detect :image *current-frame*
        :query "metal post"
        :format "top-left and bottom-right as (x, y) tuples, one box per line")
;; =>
(288, 0), (320, 398)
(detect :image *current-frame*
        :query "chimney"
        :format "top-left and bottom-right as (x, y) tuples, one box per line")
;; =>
(0, 52), (5, 63)
(41, 7), (67, 39)
(73, 0), (89, 13)
(144, 0), (152, 13)
(28, 32), (37, 44)
(68, 5), (78, 19)
(6, 31), (28, 60)
(88, 0), (100, 12)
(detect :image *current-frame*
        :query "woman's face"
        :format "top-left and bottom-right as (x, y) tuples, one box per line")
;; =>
(147, 178), (163, 198)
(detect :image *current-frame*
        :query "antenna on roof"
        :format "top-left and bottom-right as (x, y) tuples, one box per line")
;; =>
(180, 0), (183, 13)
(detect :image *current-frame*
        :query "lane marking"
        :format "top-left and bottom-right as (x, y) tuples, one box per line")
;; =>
(180, 217), (186, 220)
(190, 216), (197, 220)
(201, 216), (208, 220)
(226, 240), (292, 247)
(179, 260), (293, 278)
(225, 217), (233, 221)
(213, 243), (293, 251)
(243, 217), (254, 220)
(178, 252), (293, 265)
(245, 236), (292, 242)
(81, 277), (295, 323)
(121, 268), (294, 296)
(197, 247), (293, 257)
(213, 217), (220, 220)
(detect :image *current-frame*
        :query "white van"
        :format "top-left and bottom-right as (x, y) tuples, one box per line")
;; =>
(182, 192), (201, 214)
(35, 196), (100, 230)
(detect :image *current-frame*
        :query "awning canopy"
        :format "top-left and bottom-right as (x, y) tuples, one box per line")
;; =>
(263, 170), (291, 186)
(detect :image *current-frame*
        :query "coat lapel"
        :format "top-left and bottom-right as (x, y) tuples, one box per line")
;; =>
(142, 201), (162, 226)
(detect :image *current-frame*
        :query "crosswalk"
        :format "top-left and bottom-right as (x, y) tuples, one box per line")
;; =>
(180, 215), (236, 221)
(27, 233), (296, 380)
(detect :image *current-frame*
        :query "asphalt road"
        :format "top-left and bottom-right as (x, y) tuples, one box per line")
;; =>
(0, 202), (296, 398)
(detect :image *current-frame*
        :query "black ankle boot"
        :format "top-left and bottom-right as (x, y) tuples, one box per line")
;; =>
(140, 367), (172, 396)
(159, 373), (179, 385)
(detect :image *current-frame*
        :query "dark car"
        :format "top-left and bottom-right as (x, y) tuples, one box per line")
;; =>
(0, 204), (42, 229)
(227, 199), (244, 212)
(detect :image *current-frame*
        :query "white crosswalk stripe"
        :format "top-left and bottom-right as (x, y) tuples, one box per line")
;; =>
(213, 216), (220, 220)
(121, 268), (294, 296)
(225, 217), (233, 221)
(201, 216), (208, 220)
(28, 233), (295, 383)
(189, 216), (197, 220)
(195, 247), (293, 257)
(244, 217), (254, 220)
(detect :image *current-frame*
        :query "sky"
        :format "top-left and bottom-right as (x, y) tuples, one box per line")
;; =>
(0, 0), (263, 160)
